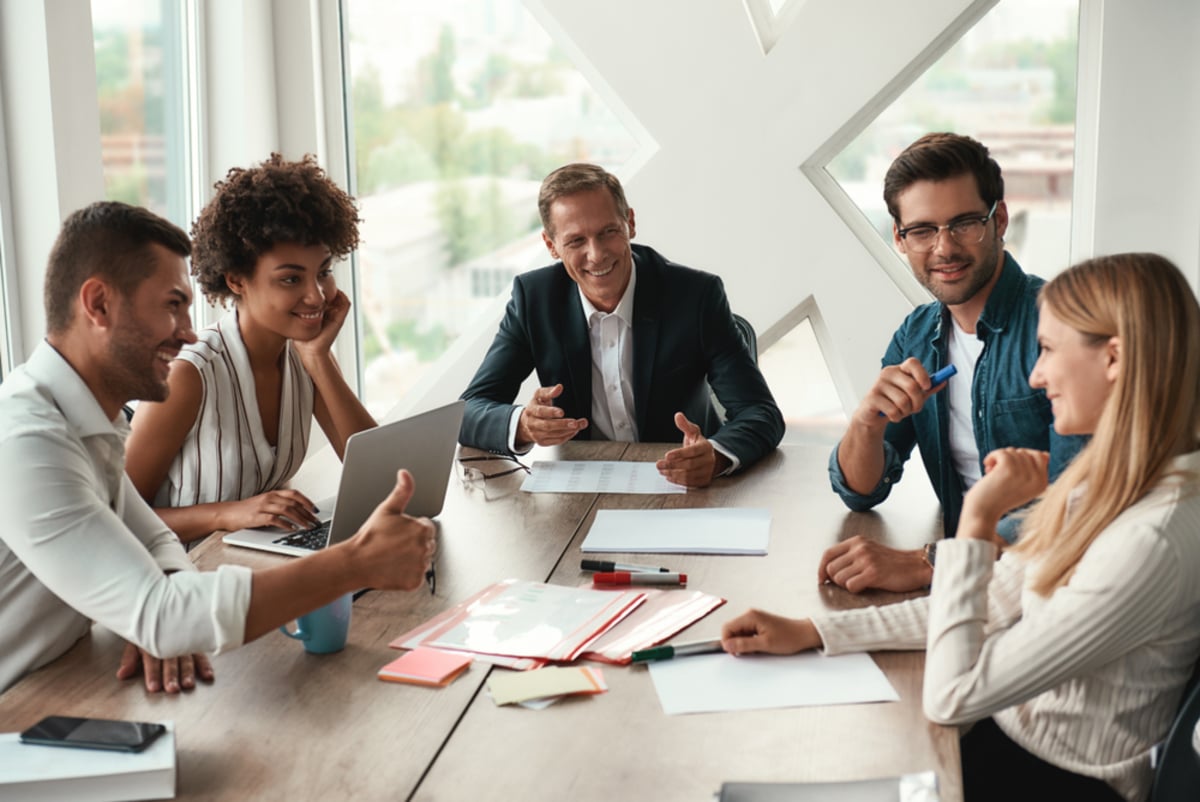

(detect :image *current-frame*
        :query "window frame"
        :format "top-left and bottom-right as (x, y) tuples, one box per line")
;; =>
(0, 66), (18, 378)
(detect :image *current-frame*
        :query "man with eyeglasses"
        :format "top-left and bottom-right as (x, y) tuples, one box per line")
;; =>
(459, 163), (784, 488)
(821, 133), (1085, 593)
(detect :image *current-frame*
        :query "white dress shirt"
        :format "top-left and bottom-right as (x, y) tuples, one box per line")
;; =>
(579, 264), (639, 442)
(0, 342), (252, 694)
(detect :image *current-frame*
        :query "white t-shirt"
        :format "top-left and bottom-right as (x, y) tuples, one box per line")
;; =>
(946, 319), (984, 488)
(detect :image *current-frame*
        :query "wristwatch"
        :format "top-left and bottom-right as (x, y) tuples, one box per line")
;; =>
(922, 541), (938, 568)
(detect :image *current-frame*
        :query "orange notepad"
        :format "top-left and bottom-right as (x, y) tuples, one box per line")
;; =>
(378, 647), (472, 687)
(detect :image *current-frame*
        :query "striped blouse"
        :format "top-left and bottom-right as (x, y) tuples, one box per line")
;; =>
(812, 450), (1200, 802)
(153, 311), (314, 508)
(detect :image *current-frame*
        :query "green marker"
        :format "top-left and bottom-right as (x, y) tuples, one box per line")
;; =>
(631, 638), (724, 663)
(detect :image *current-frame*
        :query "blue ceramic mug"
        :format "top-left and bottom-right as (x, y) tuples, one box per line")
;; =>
(279, 593), (353, 654)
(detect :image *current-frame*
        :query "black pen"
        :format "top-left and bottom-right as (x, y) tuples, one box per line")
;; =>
(581, 559), (669, 574)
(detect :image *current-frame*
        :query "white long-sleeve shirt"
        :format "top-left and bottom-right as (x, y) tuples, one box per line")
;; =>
(0, 342), (252, 694)
(812, 451), (1200, 802)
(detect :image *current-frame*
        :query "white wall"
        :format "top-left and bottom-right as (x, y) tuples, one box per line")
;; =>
(1076, 0), (1200, 283)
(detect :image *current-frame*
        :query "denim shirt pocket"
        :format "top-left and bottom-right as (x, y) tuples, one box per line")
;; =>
(990, 392), (1054, 450)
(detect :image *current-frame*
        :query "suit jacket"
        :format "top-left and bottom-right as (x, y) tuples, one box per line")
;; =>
(459, 244), (784, 468)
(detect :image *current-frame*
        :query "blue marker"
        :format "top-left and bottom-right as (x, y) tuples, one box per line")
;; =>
(929, 364), (958, 385)
(878, 364), (957, 417)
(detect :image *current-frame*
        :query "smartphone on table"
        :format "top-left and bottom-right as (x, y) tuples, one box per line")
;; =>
(19, 715), (167, 753)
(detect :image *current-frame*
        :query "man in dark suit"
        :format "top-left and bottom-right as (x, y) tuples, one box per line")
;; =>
(459, 163), (783, 487)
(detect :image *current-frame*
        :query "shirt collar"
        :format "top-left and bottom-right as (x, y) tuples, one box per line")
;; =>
(933, 251), (1024, 343)
(23, 340), (126, 439)
(578, 253), (638, 328)
(976, 251), (1025, 335)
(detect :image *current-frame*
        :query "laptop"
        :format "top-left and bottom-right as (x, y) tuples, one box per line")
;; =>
(222, 400), (465, 557)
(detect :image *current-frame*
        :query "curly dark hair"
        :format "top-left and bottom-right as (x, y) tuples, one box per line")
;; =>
(191, 153), (361, 303)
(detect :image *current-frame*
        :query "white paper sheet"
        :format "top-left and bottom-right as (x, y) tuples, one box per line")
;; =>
(581, 507), (770, 554)
(647, 651), (899, 715)
(521, 461), (686, 494)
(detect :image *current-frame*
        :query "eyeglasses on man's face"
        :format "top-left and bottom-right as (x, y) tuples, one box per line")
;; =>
(897, 200), (999, 253)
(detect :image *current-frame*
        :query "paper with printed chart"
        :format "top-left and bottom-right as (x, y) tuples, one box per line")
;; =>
(521, 461), (686, 494)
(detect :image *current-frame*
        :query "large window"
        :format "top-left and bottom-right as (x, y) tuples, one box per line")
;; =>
(91, 0), (195, 228)
(0, 194), (9, 380)
(0, 78), (12, 379)
(342, 0), (640, 416)
(757, 318), (845, 445)
(829, 0), (1079, 277)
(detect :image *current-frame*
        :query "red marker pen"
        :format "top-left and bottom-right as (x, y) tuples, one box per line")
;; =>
(593, 571), (687, 587)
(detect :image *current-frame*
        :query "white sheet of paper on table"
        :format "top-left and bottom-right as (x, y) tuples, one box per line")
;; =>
(521, 461), (686, 494)
(648, 651), (899, 715)
(581, 507), (770, 555)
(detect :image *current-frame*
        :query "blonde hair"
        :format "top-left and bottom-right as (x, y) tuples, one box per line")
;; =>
(1015, 253), (1200, 594)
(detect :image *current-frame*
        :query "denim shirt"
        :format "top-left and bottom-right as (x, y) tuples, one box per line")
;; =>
(828, 253), (1086, 540)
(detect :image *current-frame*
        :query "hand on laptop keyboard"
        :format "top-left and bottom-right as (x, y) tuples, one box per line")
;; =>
(274, 520), (333, 550)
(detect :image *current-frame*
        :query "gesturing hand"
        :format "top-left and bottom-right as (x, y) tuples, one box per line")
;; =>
(351, 469), (437, 592)
(515, 384), (588, 448)
(656, 412), (725, 488)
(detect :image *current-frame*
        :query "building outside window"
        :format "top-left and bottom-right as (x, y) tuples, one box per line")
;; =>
(342, 0), (639, 416)
(760, 0), (1079, 439)
(829, 0), (1079, 278)
(91, 0), (194, 229)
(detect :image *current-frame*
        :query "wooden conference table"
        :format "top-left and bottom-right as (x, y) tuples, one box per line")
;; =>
(0, 440), (960, 801)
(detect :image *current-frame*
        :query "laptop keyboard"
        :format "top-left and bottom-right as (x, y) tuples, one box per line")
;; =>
(273, 520), (332, 551)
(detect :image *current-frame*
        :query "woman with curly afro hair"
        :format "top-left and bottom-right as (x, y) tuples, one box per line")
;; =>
(125, 153), (377, 542)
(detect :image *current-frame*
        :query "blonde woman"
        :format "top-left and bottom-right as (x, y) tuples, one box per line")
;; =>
(722, 253), (1200, 801)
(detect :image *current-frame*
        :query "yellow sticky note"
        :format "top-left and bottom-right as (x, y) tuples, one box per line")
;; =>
(487, 666), (605, 706)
